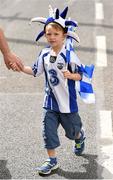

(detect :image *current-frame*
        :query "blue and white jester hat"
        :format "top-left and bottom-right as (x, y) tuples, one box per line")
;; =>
(30, 5), (80, 43)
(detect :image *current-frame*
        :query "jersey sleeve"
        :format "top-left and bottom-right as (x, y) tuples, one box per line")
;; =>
(32, 50), (44, 77)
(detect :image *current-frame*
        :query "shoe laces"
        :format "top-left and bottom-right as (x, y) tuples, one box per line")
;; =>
(41, 160), (55, 168)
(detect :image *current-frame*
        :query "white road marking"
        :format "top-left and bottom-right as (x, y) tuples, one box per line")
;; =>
(101, 144), (113, 174)
(96, 36), (107, 67)
(95, 1), (113, 176)
(100, 110), (112, 139)
(99, 111), (113, 174)
(95, 2), (104, 20)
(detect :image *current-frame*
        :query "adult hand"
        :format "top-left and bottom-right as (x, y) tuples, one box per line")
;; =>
(3, 52), (23, 71)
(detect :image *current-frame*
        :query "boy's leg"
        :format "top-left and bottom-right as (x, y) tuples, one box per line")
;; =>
(42, 110), (60, 149)
(74, 128), (86, 156)
(36, 110), (59, 175)
(36, 149), (58, 175)
(47, 149), (56, 157)
(60, 112), (86, 155)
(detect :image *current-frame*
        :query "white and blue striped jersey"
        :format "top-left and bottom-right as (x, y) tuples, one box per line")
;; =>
(32, 45), (82, 113)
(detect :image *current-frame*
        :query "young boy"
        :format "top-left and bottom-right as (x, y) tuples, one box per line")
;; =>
(11, 6), (93, 175)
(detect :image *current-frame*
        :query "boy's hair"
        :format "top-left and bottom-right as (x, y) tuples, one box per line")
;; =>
(44, 22), (67, 34)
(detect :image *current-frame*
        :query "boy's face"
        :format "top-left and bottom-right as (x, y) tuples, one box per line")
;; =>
(45, 24), (66, 50)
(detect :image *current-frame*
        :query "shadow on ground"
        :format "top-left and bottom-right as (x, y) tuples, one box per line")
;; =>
(0, 160), (12, 179)
(39, 154), (113, 179)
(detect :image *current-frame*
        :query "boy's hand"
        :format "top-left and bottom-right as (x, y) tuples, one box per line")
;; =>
(62, 70), (72, 79)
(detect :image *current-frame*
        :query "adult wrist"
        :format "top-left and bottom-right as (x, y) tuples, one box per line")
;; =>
(2, 49), (11, 57)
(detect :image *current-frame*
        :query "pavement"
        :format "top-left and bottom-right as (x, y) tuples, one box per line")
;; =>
(0, 0), (113, 179)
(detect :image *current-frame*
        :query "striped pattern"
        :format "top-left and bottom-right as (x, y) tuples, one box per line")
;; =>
(66, 27), (95, 104)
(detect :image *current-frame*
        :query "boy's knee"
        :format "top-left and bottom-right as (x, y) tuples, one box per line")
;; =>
(65, 127), (81, 140)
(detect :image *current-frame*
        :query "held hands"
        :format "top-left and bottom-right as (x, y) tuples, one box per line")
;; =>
(4, 51), (24, 72)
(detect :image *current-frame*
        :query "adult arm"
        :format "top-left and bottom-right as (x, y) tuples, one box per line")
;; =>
(0, 27), (23, 71)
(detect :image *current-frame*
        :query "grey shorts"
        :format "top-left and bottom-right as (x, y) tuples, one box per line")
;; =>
(42, 110), (82, 149)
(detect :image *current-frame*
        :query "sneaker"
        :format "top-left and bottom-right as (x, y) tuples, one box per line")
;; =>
(35, 158), (58, 175)
(73, 129), (86, 156)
